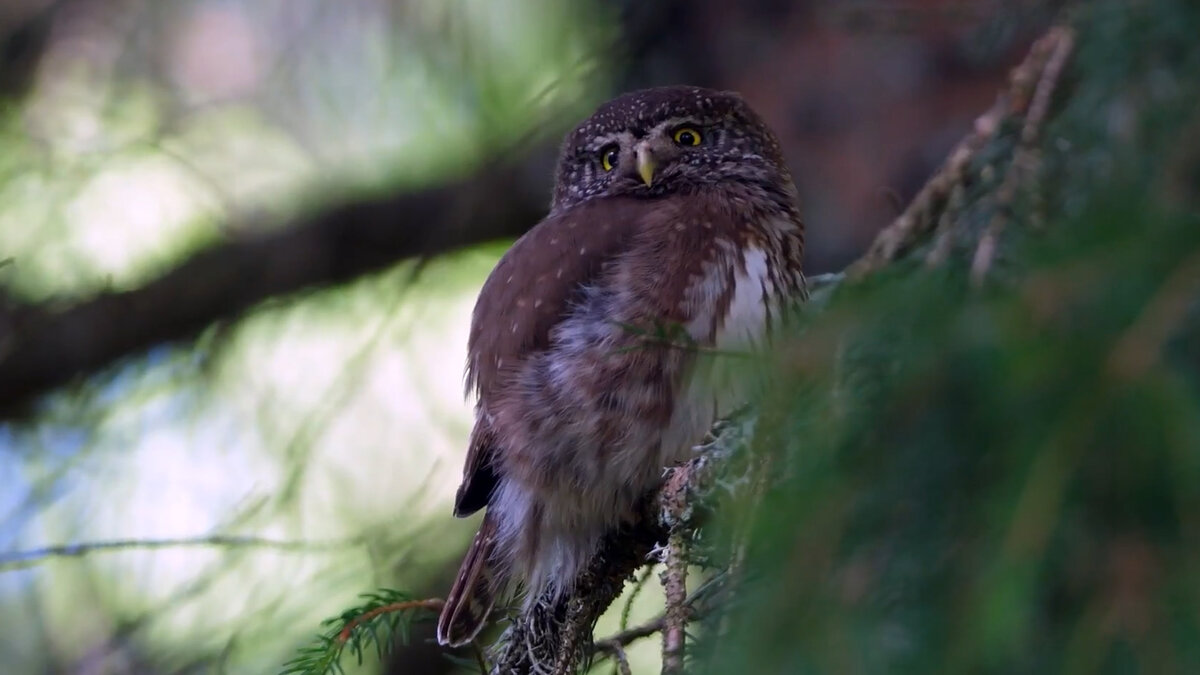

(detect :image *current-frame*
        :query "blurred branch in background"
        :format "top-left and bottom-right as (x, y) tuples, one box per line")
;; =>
(0, 0), (705, 418)
(0, 169), (542, 415)
(0, 533), (361, 572)
(0, 0), (60, 100)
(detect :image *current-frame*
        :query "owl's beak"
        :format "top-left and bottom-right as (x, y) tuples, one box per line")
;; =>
(635, 146), (656, 186)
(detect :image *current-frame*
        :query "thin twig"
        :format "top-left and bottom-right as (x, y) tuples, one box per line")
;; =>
(591, 584), (710, 660)
(848, 96), (1007, 277)
(621, 564), (657, 632)
(924, 182), (967, 267)
(658, 467), (692, 674)
(596, 616), (668, 653)
(336, 598), (445, 643)
(1020, 27), (1077, 149)
(594, 641), (634, 675)
(972, 26), (1076, 285)
(850, 23), (1072, 280)
(0, 534), (359, 572)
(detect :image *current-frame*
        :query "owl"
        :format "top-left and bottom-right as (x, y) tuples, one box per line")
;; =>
(436, 85), (806, 647)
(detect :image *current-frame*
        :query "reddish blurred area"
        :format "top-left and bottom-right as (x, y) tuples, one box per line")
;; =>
(677, 1), (1050, 271)
(0, 0), (1051, 275)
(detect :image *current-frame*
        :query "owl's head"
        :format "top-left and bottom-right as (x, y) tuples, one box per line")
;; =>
(550, 86), (792, 212)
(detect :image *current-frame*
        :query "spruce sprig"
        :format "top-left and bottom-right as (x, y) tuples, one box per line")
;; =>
(280, 590), (444, 675)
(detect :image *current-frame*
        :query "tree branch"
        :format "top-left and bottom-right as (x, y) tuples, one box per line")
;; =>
(0, 167), (545, 416)
(657, 467), (691, 674)
(848, 22), (1073, 280)
(0, 533), (361, 571)
(0, 0), (701, 419)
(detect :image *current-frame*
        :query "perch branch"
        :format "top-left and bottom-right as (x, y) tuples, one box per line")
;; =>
(658, 467), (693, 674)
(483, 414), (747, 674)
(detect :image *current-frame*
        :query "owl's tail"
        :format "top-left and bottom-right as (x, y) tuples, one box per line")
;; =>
(437, 512), (500, 647)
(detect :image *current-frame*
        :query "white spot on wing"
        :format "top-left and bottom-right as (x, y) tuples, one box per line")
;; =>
(717, 247), (773, 349)
(684, 247), (778, 428)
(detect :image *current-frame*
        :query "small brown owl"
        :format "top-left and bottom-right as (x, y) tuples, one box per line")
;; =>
(436, 85), (806, 647)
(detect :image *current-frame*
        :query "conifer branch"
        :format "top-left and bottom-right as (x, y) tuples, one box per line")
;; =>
(0, 535), (360, 572)
(335, 598), (445, 643)
(851, 22), (1074, 280)
(279, 590), (444, 675)
(972, 25), (1076, 284)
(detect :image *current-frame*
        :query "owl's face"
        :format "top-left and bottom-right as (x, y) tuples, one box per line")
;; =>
(550, 86), (792, 212)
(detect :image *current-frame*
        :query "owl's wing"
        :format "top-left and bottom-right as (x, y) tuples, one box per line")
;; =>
(453, 192), (803, 516)
(453, 197), (649, 516)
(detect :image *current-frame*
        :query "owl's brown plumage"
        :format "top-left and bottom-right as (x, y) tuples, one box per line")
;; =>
(437, 86), (806, 647)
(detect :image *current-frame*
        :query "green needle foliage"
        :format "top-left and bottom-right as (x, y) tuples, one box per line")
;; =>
(697, 1), (1200, 673)
(283, 1), (1199, 673)
(280, 590), (441, 675)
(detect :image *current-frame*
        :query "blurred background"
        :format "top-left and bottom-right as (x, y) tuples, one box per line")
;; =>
(0, 0), (1096, 673)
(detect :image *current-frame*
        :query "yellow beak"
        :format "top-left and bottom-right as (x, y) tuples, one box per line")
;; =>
(636, 147), (656, 186)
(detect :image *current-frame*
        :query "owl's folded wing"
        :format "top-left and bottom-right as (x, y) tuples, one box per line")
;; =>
(453, 196), (648, 516)
(453, 191), (801, 516)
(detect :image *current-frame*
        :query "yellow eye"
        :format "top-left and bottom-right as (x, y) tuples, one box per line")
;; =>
(600, 145), (619, 172)
(673, 127), (702, 146)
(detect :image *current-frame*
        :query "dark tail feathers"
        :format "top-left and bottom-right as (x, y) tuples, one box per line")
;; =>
(437, 513), (500, 647)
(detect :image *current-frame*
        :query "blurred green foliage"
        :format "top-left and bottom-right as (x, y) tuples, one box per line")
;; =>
(0, 1), (617, 673)
(702, 1), (1200, 673)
